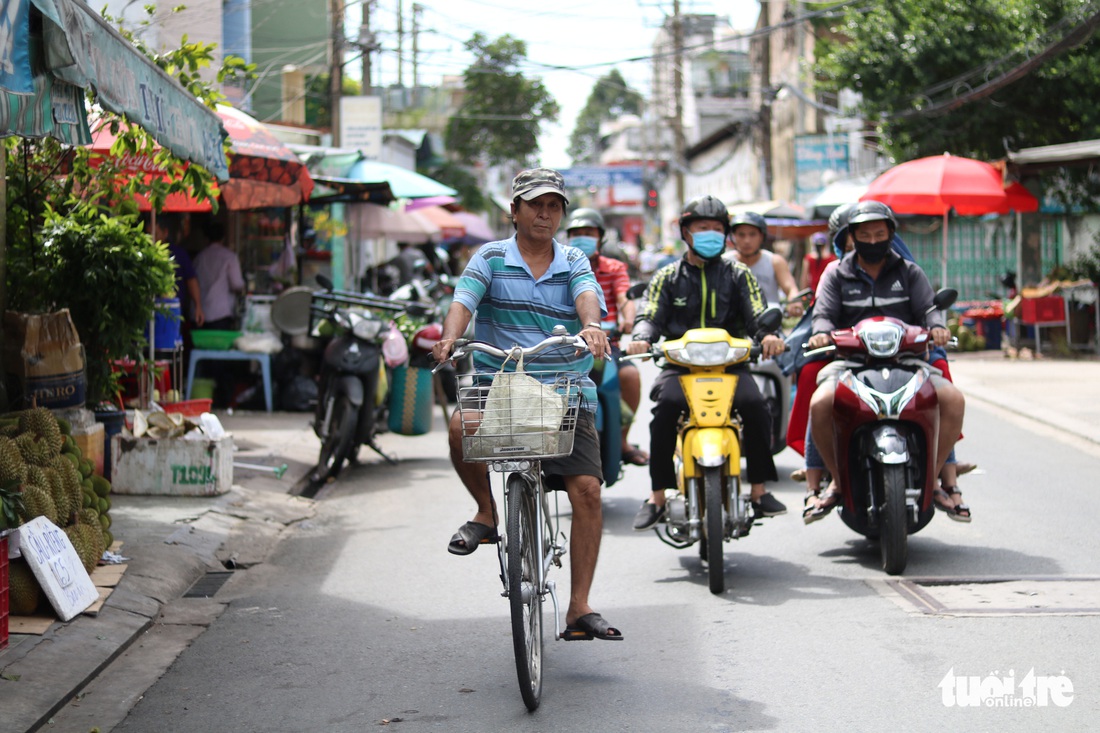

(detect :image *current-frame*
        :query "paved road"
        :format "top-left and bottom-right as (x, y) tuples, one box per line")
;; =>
(60, 359), (1098, 733)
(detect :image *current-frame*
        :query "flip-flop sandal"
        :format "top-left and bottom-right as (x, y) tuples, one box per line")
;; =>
(447, 521), (499, 556)
(934, 487), (972, 523)
(623, 447), (649, 466)
(561, 612), (623, 641)
(802, 487), (840, 525)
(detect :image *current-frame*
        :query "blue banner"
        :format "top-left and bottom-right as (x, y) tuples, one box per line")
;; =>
(0, 0), (34, 93)
(795, 135), (849, 202)
(560, 166), (645, 189)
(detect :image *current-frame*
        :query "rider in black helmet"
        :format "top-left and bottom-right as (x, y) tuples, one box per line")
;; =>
(627, 196), (787, 529)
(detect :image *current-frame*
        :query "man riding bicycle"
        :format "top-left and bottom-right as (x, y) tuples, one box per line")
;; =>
(432, 167), (622, 641)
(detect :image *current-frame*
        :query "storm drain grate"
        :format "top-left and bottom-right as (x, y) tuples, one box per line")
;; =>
(183, 571), (234, 598)
(872, 576), (1100, 616)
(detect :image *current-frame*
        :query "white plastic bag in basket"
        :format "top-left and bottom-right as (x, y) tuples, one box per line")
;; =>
(476, 356), (566, 436)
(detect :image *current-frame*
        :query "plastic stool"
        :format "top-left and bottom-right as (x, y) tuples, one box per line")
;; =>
(185, 350), (273, 412)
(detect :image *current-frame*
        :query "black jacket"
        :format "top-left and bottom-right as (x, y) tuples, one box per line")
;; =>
(811, 250), (946, 335)
(633, 255), (769, 343)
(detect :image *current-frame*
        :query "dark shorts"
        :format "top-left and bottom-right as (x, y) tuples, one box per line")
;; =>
(543, 410), (602, 482)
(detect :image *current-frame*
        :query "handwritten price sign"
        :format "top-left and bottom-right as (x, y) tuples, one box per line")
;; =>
(18, 517), (98, 621)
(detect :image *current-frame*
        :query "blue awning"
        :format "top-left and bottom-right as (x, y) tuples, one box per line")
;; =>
(1, 0), (228, 180)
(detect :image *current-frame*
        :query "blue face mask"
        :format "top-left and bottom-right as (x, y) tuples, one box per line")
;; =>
(691, 230), (726, 259)
(569, 236), (599, 257)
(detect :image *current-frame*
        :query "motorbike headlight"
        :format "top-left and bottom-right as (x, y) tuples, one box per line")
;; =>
(667, 341), (748, 366)
(351, 314), (384, 341)
(859, 322), (904, 358)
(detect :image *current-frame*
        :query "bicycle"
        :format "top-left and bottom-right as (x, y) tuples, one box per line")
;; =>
(434, 326), (588, 711)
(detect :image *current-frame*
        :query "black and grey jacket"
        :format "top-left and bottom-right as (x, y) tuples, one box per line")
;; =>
(633, 255), (768, 344)
(811, 251), (946, 336)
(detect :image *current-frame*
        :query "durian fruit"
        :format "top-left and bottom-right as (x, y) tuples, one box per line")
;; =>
(42, 467), (72, 525)
(91, 475), (111, 499)
(19, 407), (64, 453)
(56, 416), (72, 436)
(9, 558), (42, 615)
(78, 507), (100, 527)
(15, 432), (56, 467)
(51, 455), (84, 522)
(0, 436), (27, 485)
(20, 481), (59, 525)
(65, 521), (106, 574)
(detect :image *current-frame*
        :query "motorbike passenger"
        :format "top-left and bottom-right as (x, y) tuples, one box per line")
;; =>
(805, 201), (971, 522)
(723, 211), (805, 317)
(432, 168), (622, 641)
(565, 207), (648, 466)
(627, 195), (787, 530)
(800, 231), (837, 293)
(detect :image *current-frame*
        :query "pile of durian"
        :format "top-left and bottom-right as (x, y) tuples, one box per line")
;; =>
(0, 407), (114, 615)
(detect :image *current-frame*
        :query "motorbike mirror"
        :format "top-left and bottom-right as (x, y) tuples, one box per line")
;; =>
(932, 288), (958, 312)
(626, 282), (648, 300)
(316, 273), (335, 291)
(756, 306), (784, 333)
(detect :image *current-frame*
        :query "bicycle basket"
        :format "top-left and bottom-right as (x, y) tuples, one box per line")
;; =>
(459, 371), (583, 461)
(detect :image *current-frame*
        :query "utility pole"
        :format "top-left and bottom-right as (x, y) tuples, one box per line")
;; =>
(759, 0), (773, 200)
(330, 0), (344, 145)
(360, 0), (372, 94)
(672, 0), (686, 206)
(396, 0), (404, 88)
(412, 2), (421, 101)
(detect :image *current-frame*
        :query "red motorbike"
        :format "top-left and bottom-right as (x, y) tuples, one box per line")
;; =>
(807, 290), (956, 574)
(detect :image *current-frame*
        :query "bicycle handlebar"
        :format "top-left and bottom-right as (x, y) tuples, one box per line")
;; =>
(432, 333), (589, 373)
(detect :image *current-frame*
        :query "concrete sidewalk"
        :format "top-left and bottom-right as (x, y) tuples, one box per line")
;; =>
(947, 351), (1100, 446)
(0, 412), (319, 733)
(2, 354), (1098, 732)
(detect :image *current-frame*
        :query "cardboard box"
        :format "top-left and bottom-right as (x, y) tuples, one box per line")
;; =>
(3, 310), (86, 408)
(110, 434), (233, 496)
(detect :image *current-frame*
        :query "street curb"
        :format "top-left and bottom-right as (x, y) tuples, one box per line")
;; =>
(0, 542), (213, 733)
(961, 384), (1100, 446)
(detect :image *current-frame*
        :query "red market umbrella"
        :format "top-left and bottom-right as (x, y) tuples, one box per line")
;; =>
(88, 123), (216, 212)
(861, 153), (1010, 285)
(997, 181), (1040, 214)
(216, 105), (314, 209)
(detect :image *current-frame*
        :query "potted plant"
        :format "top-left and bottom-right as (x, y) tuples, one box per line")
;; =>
(6, 203), (175, 406)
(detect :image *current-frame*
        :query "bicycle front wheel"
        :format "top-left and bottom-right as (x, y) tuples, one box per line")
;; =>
(506, 471), (543, 711)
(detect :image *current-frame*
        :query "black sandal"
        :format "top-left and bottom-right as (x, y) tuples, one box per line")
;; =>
(802, 486), (840, 525)
(447, 521), (499, 555)
(934, 487), (972, 523)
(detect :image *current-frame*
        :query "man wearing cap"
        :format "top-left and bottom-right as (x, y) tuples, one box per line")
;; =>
(723, 211), (804, 317)
(432, 168), (622, 641)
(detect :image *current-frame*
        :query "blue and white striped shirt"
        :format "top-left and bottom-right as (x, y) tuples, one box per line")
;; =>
(453, 235), (605, 407)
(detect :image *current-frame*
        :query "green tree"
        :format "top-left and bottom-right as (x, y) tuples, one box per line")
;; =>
(444, 33), (559, 167)
(421, 161), (487, 212)
(568, 69), (644, 165)
(815, 0), (1100, 162)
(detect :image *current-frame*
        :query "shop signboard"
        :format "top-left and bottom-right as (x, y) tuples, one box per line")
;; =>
(795, 134), (849, 203)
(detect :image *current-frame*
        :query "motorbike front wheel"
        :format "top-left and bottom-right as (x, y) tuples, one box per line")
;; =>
(317, 395), (358, 479)
(879, 464), (909, 575)
(703, 466), (725, 594)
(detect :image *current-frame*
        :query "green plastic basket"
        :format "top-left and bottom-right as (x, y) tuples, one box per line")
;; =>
(191, 330), (241, 350)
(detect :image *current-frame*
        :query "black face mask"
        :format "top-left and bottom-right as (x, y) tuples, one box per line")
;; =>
(853, 239), (889, 264)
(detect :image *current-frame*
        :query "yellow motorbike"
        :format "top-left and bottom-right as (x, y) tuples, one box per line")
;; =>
(624, 308), (782, 594)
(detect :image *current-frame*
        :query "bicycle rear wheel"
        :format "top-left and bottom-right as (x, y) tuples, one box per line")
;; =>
(506, 471), (543, 711)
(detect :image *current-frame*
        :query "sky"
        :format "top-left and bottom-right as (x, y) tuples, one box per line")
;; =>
(358, 0), (761, 169)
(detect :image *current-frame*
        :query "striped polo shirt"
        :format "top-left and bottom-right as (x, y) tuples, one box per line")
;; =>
(453, 235), (606, 408)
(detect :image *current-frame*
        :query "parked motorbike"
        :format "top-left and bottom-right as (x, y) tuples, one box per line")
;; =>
(623, 307), (784, 594)
(309, 275), (430, 480)
(802, 289), (957, 575)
